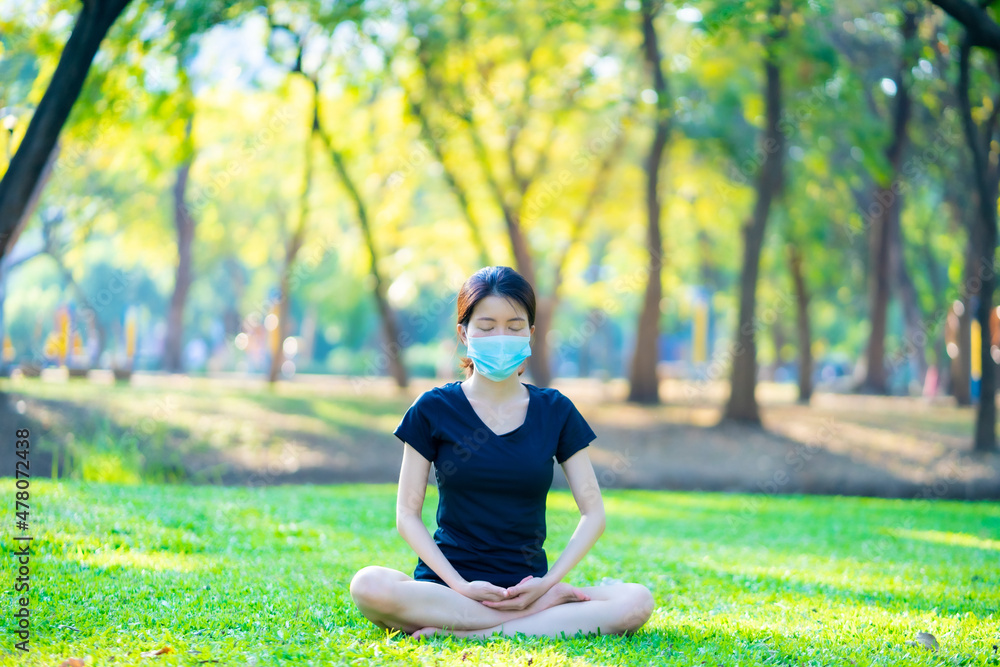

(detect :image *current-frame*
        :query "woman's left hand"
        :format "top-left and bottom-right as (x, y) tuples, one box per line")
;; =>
(479, 575), (548, 611)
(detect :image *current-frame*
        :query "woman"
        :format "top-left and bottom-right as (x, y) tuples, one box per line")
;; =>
(349, 266), (654, 639)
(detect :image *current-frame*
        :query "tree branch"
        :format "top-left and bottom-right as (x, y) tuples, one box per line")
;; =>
(930, 0), (1000, 49)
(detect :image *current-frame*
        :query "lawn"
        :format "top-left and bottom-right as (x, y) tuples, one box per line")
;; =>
(1, 480), (997, 666)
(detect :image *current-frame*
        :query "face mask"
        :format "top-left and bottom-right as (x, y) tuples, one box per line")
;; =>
(462, 326), (532, 382)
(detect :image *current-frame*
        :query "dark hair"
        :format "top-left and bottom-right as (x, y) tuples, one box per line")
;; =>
(456, 266), (536, 379)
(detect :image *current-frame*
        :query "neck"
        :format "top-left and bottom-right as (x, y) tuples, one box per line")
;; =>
(463, 371), (524, 402)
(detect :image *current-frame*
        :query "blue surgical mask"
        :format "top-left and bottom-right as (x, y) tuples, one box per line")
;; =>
(463, 327), (532, 382)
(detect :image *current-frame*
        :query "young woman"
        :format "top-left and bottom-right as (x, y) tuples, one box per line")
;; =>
(349, 266), (654, 639)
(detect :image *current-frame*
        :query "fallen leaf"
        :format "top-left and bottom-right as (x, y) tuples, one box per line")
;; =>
(905, 632), (938, 651)
(139, 646), (174, 658)
(59, 659), (86, 667)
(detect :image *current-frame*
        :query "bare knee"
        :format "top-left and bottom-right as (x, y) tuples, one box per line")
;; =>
(349, 566), (399, 616)
(616, 583), (654, 634)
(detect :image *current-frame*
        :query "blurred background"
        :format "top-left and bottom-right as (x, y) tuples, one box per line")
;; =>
(0, 0), (998, 495)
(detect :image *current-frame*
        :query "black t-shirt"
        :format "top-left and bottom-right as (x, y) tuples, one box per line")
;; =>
(392, 380), (597, 588)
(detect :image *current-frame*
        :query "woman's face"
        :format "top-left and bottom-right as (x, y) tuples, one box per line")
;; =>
(457, 295), (534, 347)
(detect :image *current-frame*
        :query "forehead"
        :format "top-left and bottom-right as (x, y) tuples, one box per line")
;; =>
(471, 295), (527, 321)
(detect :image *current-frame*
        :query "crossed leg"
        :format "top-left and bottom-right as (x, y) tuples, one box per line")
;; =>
(349, 566), (655, 640)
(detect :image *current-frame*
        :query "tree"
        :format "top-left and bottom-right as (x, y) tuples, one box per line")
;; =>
(0, 0), (134, 262)
(930, 0), (1000, 452)
(164, 114), (196, 373)
(402, 0), (631, 387)
(628, 0), (672, 404)
(847, 7), (920, 394)
(956, 34), (999, 452)
(724, 0), (787, 423)
(267, 3), (409, 387)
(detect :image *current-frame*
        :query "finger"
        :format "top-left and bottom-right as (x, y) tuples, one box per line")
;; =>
(497, 590), (529, 604)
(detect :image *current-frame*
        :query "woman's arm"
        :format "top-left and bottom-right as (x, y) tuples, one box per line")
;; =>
(539, 447), (606, 588)
(396, 442), (509, 601)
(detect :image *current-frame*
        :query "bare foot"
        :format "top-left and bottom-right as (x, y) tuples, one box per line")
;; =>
(409, 579), (591, 640)
(535, 581), (590, 611)
(521, 578), (591, 614)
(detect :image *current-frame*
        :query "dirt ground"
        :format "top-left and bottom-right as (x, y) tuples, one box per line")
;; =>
(11, 373), (1000, 500)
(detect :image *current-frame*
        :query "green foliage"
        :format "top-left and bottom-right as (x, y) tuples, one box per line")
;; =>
(0, 0), (988, 384)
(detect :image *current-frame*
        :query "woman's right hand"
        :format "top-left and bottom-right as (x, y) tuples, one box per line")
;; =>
(460, 580), (511, 602)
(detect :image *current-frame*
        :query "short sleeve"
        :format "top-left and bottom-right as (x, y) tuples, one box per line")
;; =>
(393, 393), (437, 462)
(555, 395), (597, 464)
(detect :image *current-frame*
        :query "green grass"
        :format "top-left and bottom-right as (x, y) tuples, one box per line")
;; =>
(1, 480), (997, 665)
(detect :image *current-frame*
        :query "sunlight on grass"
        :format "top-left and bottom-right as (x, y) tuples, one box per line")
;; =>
(74, 549), (212, 572)
(888, 528), (1000, 552)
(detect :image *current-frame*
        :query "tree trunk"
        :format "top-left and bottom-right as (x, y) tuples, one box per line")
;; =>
(223, 256), (244, 336)
(501, 206), (550, 387)
(788, 243), (813, 403)
(957, 34), (999, 452)
(889, 205), (928, 389)
(0, 0), (133, 260)
(270, 84), (318, 384)
(319, 110), (409, 389)
(858, 10), (917, 395)
(268, 252), (297, 384)
(764, 319), (786, 382)
(919, 211), (950, 399)
(952, 237), (977, 405)
(0, 140), (59, 372)
(628, 0), (671, 404)
(860, 186), (893, 394)
(539, 114), (629, 385)
(164, 118), (195, 373)
(724, 0), (785, 424)
(401, 93), (491, 269)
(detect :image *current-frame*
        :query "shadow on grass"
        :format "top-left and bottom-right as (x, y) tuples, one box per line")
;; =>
(0, 395), (196, 483)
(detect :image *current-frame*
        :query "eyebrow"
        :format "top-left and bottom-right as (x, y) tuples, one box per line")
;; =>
(476, 316), (526, 322)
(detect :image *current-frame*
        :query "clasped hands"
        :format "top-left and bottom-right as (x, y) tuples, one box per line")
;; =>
(460, 575), (548, 611)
